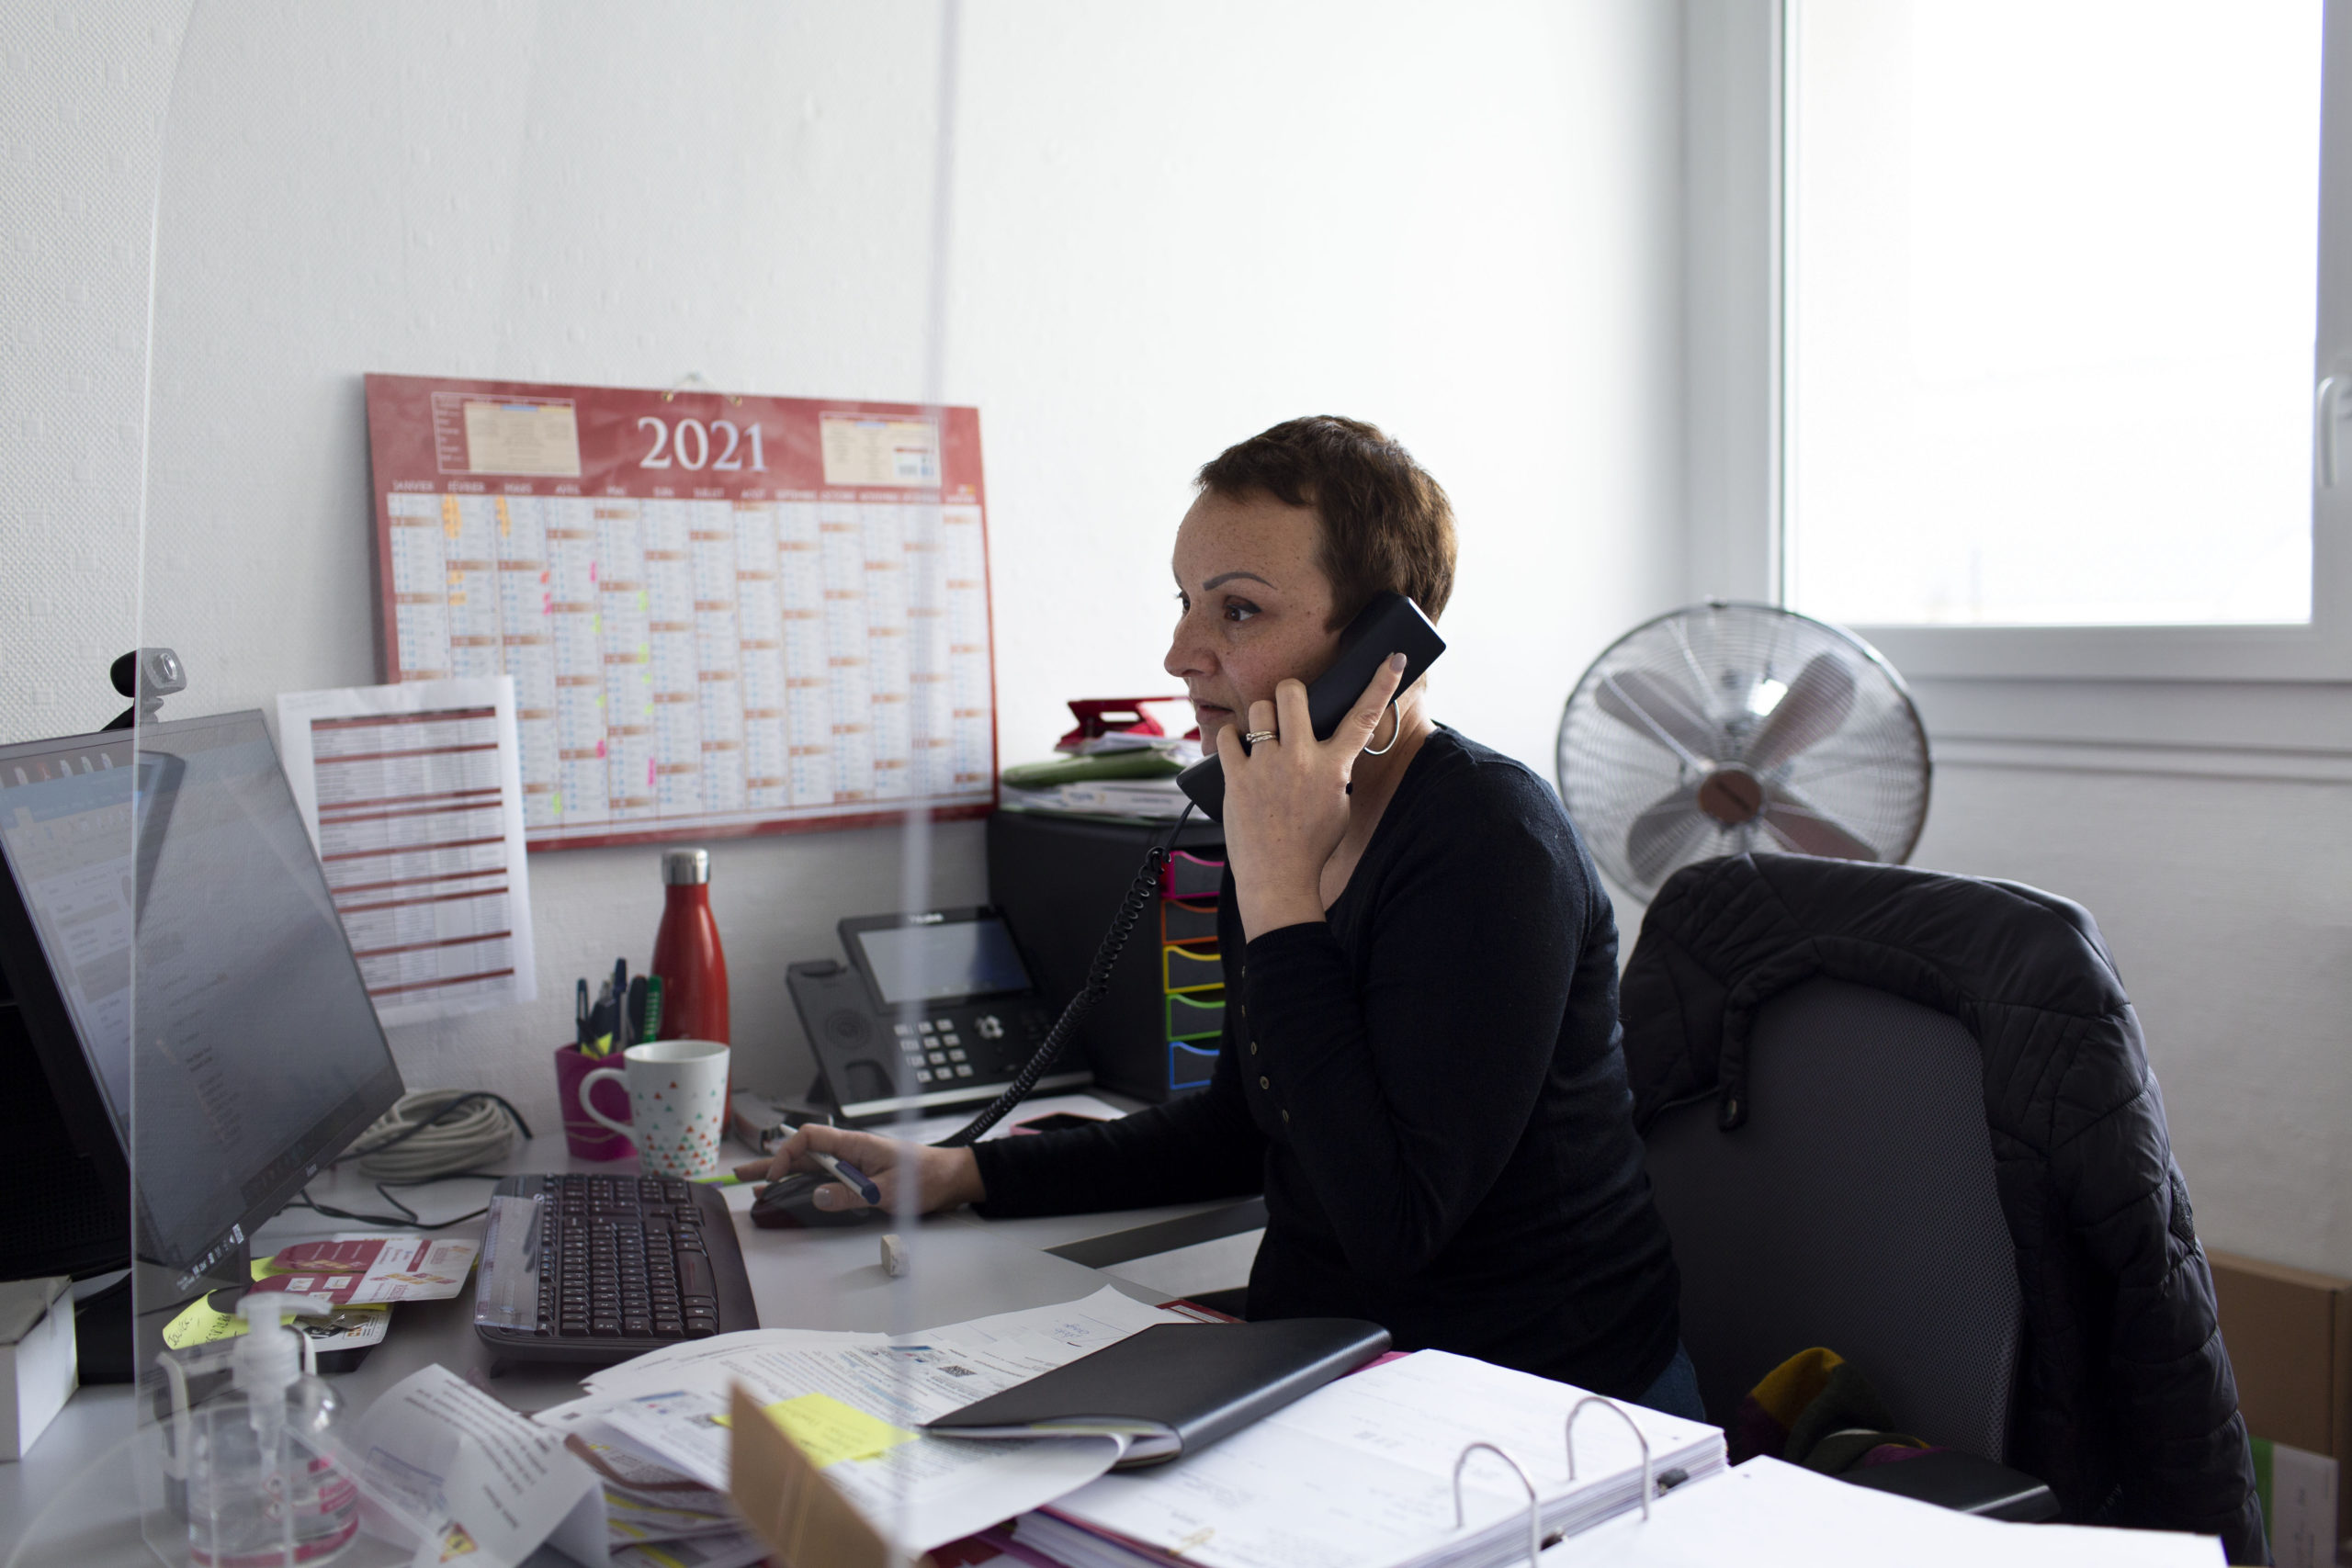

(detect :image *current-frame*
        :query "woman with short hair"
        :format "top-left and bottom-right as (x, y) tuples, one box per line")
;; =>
(752, 416), (1695, 1415)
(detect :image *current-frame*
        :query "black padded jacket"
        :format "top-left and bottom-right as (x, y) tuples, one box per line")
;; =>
(1618, 853), (2266, 1564)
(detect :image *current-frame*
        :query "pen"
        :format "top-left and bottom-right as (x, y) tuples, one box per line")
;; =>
(575, 977), (591, 1050)
(812, 1151), (883, 1207)
(591, 979), (615, 1056)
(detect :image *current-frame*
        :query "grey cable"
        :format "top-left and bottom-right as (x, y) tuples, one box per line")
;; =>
(348, 1090), (524, 1180)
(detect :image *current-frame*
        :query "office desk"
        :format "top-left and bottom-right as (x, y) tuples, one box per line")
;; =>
(0, 1143), (1263, 1568)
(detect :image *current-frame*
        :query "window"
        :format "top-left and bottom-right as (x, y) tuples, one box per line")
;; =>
(1786, 1), (2324, 630)
(1687, 0), (2352, 681)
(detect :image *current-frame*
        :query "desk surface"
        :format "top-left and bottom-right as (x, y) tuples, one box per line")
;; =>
(0, 1140), (1261, 1567)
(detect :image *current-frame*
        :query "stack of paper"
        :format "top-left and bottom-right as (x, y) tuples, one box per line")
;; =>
(532, 1287), (1193, 1557)
(1562, 1456), (2222, 1567)
(352, 1363), (771, 1568)
(564, 1426), (771, 1568)
(1012, 1349), (1725, 1568)
(1001, 774), (1193, 820)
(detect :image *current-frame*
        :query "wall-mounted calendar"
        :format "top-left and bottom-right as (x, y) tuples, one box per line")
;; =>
(364, 374), (997, 851)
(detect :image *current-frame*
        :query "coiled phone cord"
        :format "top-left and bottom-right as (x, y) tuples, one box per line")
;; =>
(932, 802), (1200, 1148)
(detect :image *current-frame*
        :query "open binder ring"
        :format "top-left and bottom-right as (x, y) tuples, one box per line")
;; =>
(1566, 1394), (1655, 1521)
(1451, 1440), (1545, 1568)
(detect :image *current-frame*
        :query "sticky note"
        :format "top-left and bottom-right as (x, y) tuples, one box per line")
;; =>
(763, 1393), (916, 1469)
(161, 1297), (244, 1348)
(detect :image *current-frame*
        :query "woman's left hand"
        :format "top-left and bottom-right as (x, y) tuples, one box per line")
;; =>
(1216, 651), (1408, 938)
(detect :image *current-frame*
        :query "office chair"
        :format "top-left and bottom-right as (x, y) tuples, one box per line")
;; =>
(1617, 853), (2266, 1562)
(1639, 976), (2041, 1506)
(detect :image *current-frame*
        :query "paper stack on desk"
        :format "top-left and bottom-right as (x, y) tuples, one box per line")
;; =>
(354, 1363), (770, 1568)
(533, 1287), (1193, 1556)
(1013, 1348), (1725, 1568)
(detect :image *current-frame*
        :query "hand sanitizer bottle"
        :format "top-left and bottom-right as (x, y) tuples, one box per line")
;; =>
(185, 1294), (358, 1567)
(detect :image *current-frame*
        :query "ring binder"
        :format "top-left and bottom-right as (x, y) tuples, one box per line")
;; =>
(1451, 1440), (1544, 1568)
(1566, 1394), (1655, 1520)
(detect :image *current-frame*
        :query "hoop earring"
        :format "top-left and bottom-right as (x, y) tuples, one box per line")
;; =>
(1362, 697), (1402, 756)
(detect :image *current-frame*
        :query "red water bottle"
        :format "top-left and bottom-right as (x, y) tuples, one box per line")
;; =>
(651, 848), (729, 1043)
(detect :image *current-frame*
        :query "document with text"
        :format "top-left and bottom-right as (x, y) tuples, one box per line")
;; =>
(277, 675), (537, 1026)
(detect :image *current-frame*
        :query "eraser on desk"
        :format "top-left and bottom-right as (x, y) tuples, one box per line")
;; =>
(881, 1234), (909, 1278)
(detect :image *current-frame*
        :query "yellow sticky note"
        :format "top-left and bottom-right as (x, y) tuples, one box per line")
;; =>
(162, 1253), (315, 1345)
(161, 1297), (244, 1348)
(761, 1393), (916, 1470)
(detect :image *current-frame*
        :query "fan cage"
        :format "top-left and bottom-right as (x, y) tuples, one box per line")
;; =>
(1555, 602), (1931, 899)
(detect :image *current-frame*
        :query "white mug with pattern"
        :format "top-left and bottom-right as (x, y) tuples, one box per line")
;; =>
(579, 1039), (730, 1179)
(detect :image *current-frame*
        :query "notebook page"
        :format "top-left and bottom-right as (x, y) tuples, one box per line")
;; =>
(1051, 1350), (1724, 1568)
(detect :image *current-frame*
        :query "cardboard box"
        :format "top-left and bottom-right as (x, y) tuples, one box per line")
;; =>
(2255, 1438), (2342, 1568)
(2211, 1250), (2352, 1563)
(0, 1276), (77, 1461)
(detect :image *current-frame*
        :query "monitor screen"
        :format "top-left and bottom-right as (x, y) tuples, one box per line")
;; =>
(0, 712), (401, 1274)
(853, 917), (1032, 1005)
(0, 734), (141, 1145)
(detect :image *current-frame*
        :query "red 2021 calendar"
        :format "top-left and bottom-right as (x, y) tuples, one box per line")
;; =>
(365, 373), (998, 851)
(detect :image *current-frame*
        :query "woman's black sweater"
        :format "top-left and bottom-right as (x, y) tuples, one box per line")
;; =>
(973, 728), (1681, 1396)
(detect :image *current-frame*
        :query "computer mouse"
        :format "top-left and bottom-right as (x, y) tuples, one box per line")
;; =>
(749, 1169), (877, 1230)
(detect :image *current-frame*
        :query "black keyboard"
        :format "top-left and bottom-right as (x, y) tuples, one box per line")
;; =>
(472, 1172), (759, 1362)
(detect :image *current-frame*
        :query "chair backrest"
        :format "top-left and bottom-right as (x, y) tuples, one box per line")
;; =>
(1641, 976), (2025, 1460)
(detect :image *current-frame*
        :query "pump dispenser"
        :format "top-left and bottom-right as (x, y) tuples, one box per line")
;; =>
(184, 1293), (358, 1567)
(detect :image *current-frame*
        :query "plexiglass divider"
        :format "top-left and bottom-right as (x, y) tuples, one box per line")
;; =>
(129, 4), (968, 1562)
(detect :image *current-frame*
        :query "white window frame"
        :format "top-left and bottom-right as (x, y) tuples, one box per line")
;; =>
(1685, 0), (2352, 688)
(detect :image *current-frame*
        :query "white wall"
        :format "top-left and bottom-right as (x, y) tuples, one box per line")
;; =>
(4, 2), (1685, 1133)
(0, 1), (183, 742)
(1902, 682), (2352, 1280)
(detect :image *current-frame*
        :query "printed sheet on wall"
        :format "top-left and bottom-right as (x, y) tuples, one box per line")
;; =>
(364, 374), (998, 852)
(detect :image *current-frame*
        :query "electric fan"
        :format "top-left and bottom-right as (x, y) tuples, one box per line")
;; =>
(1556, 603), (1930, 900)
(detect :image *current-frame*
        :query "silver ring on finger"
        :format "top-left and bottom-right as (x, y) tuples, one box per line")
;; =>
(1242, 729), (1278, 745)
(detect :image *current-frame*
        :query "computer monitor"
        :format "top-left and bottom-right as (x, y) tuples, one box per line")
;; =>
(0, 711), (403, 1297)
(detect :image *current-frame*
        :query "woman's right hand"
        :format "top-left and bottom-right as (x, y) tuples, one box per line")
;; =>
(733, 1122), (986, 1215)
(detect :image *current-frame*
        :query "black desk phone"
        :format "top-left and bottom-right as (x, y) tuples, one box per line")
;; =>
(786, 908), (1083, 1126)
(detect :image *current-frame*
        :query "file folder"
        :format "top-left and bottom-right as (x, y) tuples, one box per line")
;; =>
(1166, 989), (1225, 1041)
(1160, 850), (1226, 901)
(1161, 944), (1224, 995)
(1168, 1040), (1219, 1091)
(1159, 896), (1219, 947)
(924, 1318), (1391, 1467)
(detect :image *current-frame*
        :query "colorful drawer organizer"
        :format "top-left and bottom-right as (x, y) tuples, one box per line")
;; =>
(1158, 852), (1227, 1091)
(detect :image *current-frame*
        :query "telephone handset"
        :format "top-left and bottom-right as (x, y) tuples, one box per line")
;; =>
(1174, 591), (1447, 821)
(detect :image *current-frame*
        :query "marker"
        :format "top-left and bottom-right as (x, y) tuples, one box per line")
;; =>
(812, 1151), (883, 1207)
(694, 1171), (746, 1186)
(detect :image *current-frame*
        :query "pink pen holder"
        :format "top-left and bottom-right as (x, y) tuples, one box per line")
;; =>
(555, 1043), (633, 1160)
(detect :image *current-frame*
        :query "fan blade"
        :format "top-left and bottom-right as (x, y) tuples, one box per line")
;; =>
(1760, 789), (1878, 862)
(1626, 785), (1710, 887)
(1595, 669), (1721, 767)
(1743, 653), (1857, 773)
